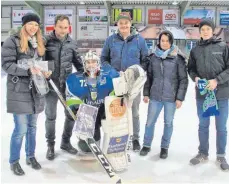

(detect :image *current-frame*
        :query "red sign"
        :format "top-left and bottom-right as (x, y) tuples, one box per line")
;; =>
(184, 18), (201, 25)
(45, 26), (72, 34)
(148, 9), (163, 24)
(86, 9), (100, 15)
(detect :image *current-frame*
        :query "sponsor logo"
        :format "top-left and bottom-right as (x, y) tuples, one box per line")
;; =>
(109, 99), (126, 118)
(116, 138), (121, 143)
(165, 13), (176, 20)
(150, 13), (160, 16)
(86, 9), (100, 15)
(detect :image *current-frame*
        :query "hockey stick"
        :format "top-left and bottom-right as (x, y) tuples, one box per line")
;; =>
(49, 79), (122, 184)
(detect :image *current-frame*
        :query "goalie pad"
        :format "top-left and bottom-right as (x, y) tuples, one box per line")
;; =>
(102, 96), (133, 171)
(73, 104), (98, 140)
(112, 64), (147, 100)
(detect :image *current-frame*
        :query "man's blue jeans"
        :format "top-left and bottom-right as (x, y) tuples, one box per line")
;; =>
(197, 99), (228, 157)
(143, 100), (176, 149)
(9, 114), (38, 164)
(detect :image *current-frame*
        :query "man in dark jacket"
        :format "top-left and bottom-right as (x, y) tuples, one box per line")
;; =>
(188, 19), (229, 170)
(100, 12), (149, 151)
(44, 15), (83, 160)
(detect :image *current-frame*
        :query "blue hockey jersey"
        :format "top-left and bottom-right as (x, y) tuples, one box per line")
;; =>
(66, 65), (120, 108)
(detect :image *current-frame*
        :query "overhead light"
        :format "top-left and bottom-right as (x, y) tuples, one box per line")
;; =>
(172, 1), (178, 5)
(79, 1), (85, 5)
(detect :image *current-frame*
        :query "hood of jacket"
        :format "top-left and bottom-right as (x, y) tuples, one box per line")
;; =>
(197, 35), (222, 46)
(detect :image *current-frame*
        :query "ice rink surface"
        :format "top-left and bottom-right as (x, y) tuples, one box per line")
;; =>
(1, 75), (229, 184)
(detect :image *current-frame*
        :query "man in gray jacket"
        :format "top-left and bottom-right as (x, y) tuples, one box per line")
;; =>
(44, 15), (83, 160)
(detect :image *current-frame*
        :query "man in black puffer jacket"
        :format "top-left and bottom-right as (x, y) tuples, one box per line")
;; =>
(188, 19), (229, 171)
(44, 15), (83, 160)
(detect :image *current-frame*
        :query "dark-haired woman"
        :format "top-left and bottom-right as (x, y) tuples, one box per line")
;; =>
(140, 30), (189, 158)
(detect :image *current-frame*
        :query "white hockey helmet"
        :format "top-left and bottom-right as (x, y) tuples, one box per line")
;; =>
(83, 50), (100, 77)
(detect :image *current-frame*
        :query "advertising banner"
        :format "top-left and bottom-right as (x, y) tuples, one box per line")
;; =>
(163, 9), (179, 24)
(78, 9), (108, 22)
(165, 26), (186, 39)
(77, 40), (93, 48)
(78, 9), (108, 39)
(109, 26), (118, 36)
(44, 9), (73, 37)
(184, 27), (200, 39)
(44, 9), (73, 25)
(45, 25), (72, 34)
(79, 9), (107, 16)
(112, 8), (142, 23)
(183, 27), (224, 40)
(121, 9), (133, 20)
(78, 23), (107, 39)
(220, 10), (229, 25)
(139, 26), (163, 39)
(183, 9), (215, 24)
(148, 9), (163, 24)
(12, 9), (33, 28)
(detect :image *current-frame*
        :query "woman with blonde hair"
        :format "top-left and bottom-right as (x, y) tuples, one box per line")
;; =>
(2, 13), (52, 176)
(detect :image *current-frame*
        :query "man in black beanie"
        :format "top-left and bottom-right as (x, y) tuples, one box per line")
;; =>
(199, 18), (215, 32)
(188, 18), (229, 171)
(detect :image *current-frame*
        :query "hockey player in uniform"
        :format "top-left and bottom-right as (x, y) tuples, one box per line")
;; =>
(66, 50), (147, 171)
(65, 50), (120, 154)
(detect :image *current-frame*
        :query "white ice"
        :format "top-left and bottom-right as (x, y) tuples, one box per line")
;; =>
(1, 75), (229, 184)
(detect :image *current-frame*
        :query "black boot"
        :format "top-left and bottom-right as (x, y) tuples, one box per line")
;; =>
(46, 145), (55, 160)
(60, 141), (78, 155)
(10, 162), (25, 176)
(160, 148), (168, 159)
(133, 140), (141, 152)
(140, 146), (151, 156)
(78, 139), (91, 153)
(26, 157), (41, 170)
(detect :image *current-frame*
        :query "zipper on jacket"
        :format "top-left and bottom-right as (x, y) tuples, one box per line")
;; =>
(160, 59), (164, 101)
(58, 42), (63, 85)
(30, 86), (36, 114)
(121, 40), (126, 71)
(30, 47), (36, 113)
(203, 47), (209, 79)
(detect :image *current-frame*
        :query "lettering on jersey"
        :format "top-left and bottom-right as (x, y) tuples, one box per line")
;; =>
(87, 99), (104, 106)
(109, 99), (126, 118)
(80, 79), (87, 87)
